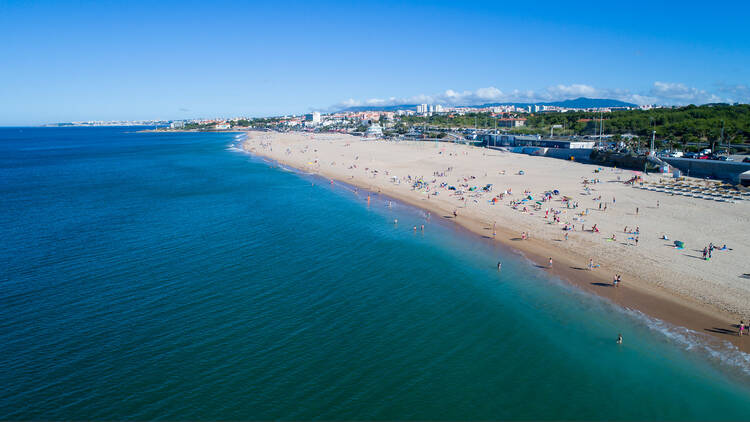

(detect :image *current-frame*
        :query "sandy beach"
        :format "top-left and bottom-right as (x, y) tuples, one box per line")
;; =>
(243, 131), (750, 350)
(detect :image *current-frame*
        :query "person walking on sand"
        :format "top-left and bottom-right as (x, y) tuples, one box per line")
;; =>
(548, 257), (553, 268)
(739, 321), (745, 336)
(613, 274), (618, 287)
(589, 258), (594, 270)
(636, 207), (639, 215)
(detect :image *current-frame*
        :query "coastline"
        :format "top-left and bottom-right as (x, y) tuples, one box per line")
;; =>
(240, 130), (750, 352)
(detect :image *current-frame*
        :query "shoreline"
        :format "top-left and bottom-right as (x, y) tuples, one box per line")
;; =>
(240, 131), (750, 352)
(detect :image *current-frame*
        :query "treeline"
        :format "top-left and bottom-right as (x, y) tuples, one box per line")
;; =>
(525, 104), (750, 145)
(402, 104), (750, 148)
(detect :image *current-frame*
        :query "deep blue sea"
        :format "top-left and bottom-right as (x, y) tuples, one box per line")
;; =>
(1, 127), (749, 420)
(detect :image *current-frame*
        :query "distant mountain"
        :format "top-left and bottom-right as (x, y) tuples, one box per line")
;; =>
(546, 97), (637, 108)
(339, 97), (636, 112)
(339, 104), (419, 112)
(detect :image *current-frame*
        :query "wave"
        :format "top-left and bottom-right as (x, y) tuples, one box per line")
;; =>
(626, 307), (750, 380)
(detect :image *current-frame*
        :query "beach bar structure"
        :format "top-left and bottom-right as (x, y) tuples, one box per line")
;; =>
(481, 134), (595, 149)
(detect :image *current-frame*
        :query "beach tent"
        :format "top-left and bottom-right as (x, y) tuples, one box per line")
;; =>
(553, 189), (560, 195)
(674, 240), (685, 249)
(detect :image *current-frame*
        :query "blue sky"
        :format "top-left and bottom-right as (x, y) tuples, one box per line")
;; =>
(1, 0), (749, 125)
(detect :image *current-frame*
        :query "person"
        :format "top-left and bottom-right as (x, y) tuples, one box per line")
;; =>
(613, 274), (618, 287)
(702, 247), (708, 260)
(497, 262), (502, 272)
(548, 257), (553, 268)
(636, 207), (639, 215)
(453, 209), (457, 217)
(617, 334), (623, 344)
(635, 236), (639, 246)
(657, 200), (660, 208)
(739, 321), (745, 336)
(420, 224), (424, 232)
(394, 218), (398, 225)
(589, 258), (594, 270)
(616, 274), (622, 286)
(564, 232), (569, 241)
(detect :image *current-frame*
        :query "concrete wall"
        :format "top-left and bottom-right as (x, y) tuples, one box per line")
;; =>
(502, 146), (593, 162)
(662, 158), (750, 183)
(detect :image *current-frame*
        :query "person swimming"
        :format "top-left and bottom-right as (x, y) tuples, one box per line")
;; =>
(617, 334), (623, 344)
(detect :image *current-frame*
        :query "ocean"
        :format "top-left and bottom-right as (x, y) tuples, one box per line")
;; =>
(1, 127), (749, 420)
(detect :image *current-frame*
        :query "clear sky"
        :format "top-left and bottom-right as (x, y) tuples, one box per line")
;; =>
(1, 0), (749, 125)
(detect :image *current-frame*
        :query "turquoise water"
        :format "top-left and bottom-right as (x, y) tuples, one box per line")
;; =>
(1, 127), (749, 420)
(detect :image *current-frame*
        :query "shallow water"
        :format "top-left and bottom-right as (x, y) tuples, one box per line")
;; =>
(1, 127), (749, 420)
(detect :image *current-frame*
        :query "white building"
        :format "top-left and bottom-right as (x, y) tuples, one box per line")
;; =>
(434, 104), (444, 113)
(312, 111), (321, 124)
(364, 123), (383, 139)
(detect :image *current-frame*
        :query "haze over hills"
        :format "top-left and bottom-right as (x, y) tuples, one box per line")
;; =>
(339, 97), (638, 113)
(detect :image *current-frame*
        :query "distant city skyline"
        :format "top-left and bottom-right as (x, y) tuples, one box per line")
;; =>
(1, 0), (749, 125)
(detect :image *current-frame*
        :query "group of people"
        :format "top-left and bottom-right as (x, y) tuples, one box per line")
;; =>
(701, 242), (726, 261)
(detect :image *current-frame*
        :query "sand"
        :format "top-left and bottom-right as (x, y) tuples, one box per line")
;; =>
(242, 131), (750, 349)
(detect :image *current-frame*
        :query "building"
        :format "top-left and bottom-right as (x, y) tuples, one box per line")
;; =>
(434, 104), (444, 113)
(215, 122), (230, 130)
(416, 104), (429, 114)
(170, 120), (185, 129)
(363, 123), (383, 139)
(482, 134), (595, 149)
(312, 111), (321, 125)
(496, 118), (526, 127)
